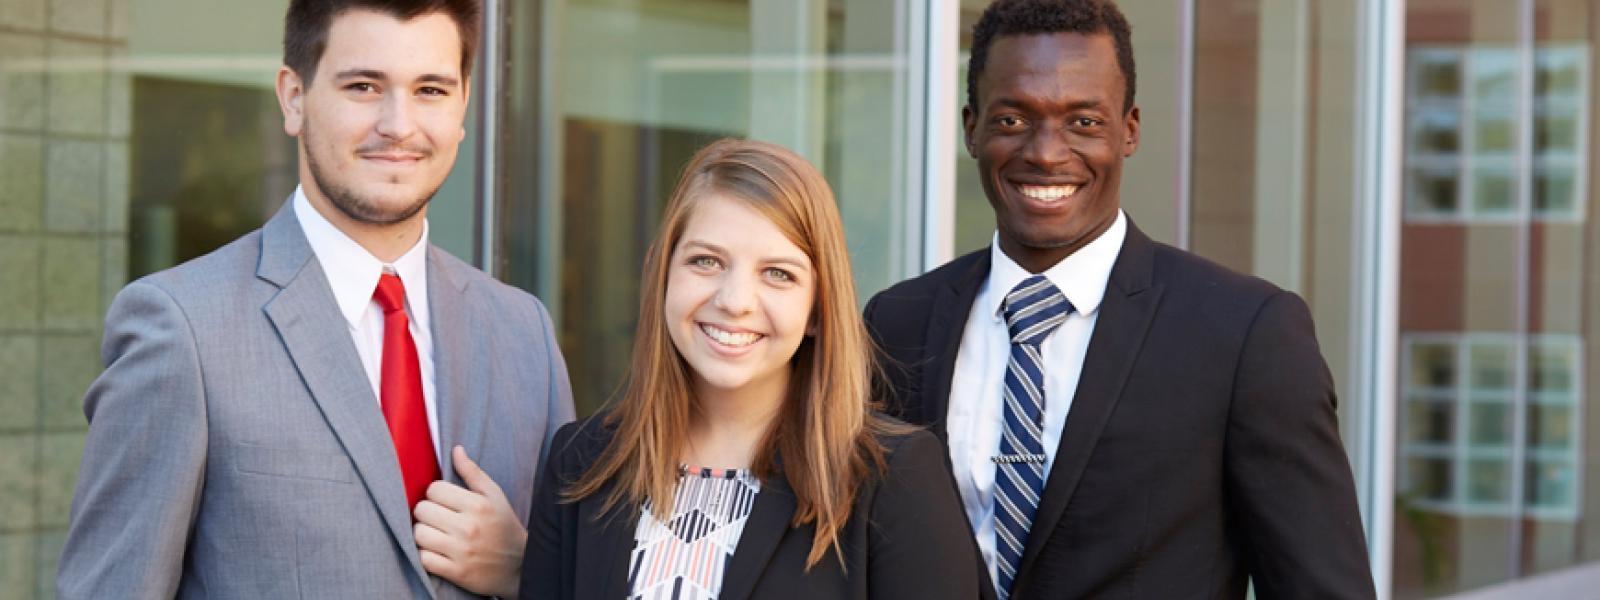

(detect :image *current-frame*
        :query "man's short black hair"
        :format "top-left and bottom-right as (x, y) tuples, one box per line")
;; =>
(967, 0), (1136, 113)
(284, 0), (482, 86)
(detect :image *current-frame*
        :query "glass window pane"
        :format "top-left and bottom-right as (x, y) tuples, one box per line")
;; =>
(1525, 459), (1575, 510)
(1536, 46), (1583, 97)
(1398, 0), (1595, 589)
(1467, 401), (1511, 446)
(1408, 168), (1462, 215)
(1527, 404), (1575, 450)
(1535, 106), (1580, 155)
(501, 0), (916, 413)
(1411, 342), (1459, 389)
(1408, 399), (1456, 444)
(1469, 342), (1514, 390)
(1415, 50), (1464, 99)
(1408, 457), (1455, 502)
(1534, 164), (1578, 215)
(1466, 458), (1512, 504)
(1471, 110), (1515, 155)
(1413, 112), (1463, 155)
(1396, 2), (1530, 596)
(1531, 342), (1576, 394)
(1471, 49), (1518, 107)
(1521, 3), (1592, 580)
(1470, 168), (1517, 216)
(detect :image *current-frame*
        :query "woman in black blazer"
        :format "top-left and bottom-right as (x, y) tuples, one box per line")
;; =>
(520, 139), (979, 600)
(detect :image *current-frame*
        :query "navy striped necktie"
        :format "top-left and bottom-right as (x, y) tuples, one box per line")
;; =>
(993, 274), (1073, 599)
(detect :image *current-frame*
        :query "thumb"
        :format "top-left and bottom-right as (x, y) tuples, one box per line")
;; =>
(453, 445), (505, 501)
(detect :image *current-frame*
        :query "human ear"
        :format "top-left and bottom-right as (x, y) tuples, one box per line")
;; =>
(962, 104), (979, 157)
(1123, 105), (1141, 157)
(276, 67), (306, 137)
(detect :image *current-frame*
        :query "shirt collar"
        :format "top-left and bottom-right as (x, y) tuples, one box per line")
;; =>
(292, 185), (431, 331)
(981, 209), (1127, 322)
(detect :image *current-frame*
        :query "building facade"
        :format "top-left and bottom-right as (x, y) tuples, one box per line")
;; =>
(0, 0), (1594, 598)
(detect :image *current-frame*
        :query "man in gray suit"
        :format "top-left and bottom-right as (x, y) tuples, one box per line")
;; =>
(56, 1), (574, 597)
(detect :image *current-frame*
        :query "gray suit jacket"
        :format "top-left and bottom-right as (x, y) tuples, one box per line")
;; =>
(56, 201), (576, 599)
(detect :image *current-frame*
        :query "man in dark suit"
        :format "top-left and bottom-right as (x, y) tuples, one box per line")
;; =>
(863, 1), (1375, 598)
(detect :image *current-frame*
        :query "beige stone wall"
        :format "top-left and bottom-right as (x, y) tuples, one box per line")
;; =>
(0, 0), (128, 596)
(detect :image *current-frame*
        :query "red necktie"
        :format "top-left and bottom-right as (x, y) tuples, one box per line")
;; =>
(372, 273), (440, 512)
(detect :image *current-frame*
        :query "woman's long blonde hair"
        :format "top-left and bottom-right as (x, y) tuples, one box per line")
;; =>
(564, 138), (903, 569)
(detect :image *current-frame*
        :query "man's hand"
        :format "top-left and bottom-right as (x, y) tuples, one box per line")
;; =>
(414, 446), (527, 598)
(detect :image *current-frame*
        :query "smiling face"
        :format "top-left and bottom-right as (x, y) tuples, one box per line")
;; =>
(277, 9), (470, 225)
(963, 31), (1140, 273)
(664, 193), (816, 400)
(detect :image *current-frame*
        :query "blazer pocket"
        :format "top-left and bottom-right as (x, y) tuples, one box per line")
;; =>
(235, 444), (357, 484)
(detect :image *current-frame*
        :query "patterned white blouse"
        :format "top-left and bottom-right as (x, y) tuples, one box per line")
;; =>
(628, 466), (763, 600)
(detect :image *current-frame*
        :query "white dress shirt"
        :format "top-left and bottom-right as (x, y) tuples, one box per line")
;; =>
(948, 210), (1127, 586)
(293, 186), (441, 457)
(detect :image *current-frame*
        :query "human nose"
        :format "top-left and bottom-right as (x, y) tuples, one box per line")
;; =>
(712, 272), (755, 316)
(375, 94), (417, 140)
(1022, 125), (1073, 172)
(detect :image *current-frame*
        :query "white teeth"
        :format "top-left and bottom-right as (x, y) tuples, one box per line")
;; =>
(701, 324), (761, 347)
(1019, 185), (1079, 202)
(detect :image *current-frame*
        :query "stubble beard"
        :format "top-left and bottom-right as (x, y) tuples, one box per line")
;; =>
(303, 125), (440, 226)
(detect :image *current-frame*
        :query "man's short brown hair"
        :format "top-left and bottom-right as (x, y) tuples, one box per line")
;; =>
(283, 0), (481, 86)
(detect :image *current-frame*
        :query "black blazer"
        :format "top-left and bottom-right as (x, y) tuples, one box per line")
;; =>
(863, 222), (1375, 599)
(520, 415), (982, 600)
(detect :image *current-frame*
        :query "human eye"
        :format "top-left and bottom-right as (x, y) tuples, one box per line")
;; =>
(1071, 116), (1103, 129)
(418, 86), (449, 97)
(686, 255), (722, 270)
(994, 114), (1028, 130)
(345, 81), (379, 95)
(763, 267), (795, 283)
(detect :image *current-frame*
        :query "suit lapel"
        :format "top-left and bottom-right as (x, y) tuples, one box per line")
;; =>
(1011, 224), (1163, 593)
(921, 251), (999, 599)
(575, 484), (640, 600)
(719, 473), (798, 600)
(427, 250), (481, 486)
(922, 251), (991, 440)
(256, 203), (436, 597)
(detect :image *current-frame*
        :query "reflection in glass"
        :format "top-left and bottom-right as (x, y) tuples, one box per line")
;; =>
(129, 78), (290, 279)
(1537, 47), (1582, 97)
(1414, 50), (1464, 98)
(1408, 400), (1455, 445)
(1527, 405), (1574, 450)
(1531, 345), (1575, 392)
(1525, 459), (1574, 510)
(1535, 165), (1579, 214)
(1471, 111), (1515, 154)
(1535, 109), (1579, 153)
(1469, 343), (1513, 390)
(1468, 402), (1511, 446)
(1467, 458), (1511, 504)
(1410, 457), (1454, 502)
(1470, 169), (1515, 215)
(1413, 113), (1463, 154)
(1408, 169), (1461, 214)
(504, 0), (915, 414)
(1412, 342), (1458, 388)
(1470, 50), (1517, 106)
